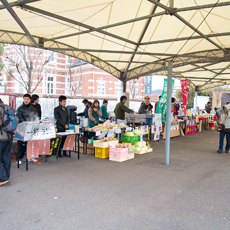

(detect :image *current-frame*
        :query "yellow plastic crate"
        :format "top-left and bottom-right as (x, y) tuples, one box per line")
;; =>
(95, 147), (109, 159)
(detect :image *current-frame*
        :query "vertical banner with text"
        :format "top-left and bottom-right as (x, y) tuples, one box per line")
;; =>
(27, 140), (39, 159)
(63, 135), (75, 151)
(38, 139), (51, 155)
(180, 79), (190, 115)
(156, 78), (175, 123)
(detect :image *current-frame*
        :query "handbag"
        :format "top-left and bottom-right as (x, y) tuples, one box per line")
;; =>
(217, 115), (227, 132)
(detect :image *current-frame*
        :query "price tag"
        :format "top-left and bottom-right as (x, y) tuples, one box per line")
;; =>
(96, 131), (101, 136)
(108, 141), (116, 147)
(116, 129), (121, 134)
(98, 133), (106, 139)
(126, 127), (132, 132)
(108, 129), (114, 134)
(107, 132), (114, 138)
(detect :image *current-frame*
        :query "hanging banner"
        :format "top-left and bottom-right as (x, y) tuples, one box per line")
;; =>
(27, 140), (39, 159)
(180, 79), (190, 114)
(63, 135), (75, 151)
(38, 139), (51, 155)
(156, 78), (175, 123)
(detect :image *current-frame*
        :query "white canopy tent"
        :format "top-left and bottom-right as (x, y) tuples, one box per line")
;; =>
(1, 0), (230, 164)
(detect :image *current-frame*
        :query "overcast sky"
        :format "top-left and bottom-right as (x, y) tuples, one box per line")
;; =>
(151, 74), (181, 90)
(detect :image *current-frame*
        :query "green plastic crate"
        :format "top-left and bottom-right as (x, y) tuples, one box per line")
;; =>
(121, 135), (140, 143)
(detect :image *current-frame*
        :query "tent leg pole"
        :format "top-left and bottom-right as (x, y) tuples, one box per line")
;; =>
(123, 81), (126, 93)
(165, 61), (173, 165)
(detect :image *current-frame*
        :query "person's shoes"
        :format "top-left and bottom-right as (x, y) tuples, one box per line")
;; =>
(28, 158), (38, 162)
(0, 180), (9, 186)
(17, 160), (23, 165)
(58, 154), (63, 158)
(63, 153), (69, 157)
(217, 150), (223, 154)
(225, 150), (229, 153)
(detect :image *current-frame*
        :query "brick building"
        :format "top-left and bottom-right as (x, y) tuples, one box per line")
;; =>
(0, 44), (145, 100)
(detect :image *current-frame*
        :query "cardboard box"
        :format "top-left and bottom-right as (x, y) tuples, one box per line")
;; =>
(208, 127), (215, 131)
(74, 142), (94, 154)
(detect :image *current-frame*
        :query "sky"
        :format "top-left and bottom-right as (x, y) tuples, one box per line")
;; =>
(151, 74), (181, 90)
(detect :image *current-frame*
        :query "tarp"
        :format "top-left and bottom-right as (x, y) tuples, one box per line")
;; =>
(0, 0), (230, 90)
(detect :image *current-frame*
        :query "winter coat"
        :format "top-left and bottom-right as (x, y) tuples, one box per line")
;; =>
(31, 103), (42, 120)
(100, 104), (108, 119)
(0, 102), (8, 141)
(138, 101), (153, 114)
(218, 104), (230, 129)
(16, 103), (38, 123)
(114, 102), (134, 120)
(78, 101), (92, 118)
(54, 104), (70, 132)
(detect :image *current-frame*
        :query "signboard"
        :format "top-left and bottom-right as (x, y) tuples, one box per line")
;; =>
(180, 79), (190, 114)
(156, 78), (174, 123)
(15, 122), (56, 141)
(63, 135), (75, 151)
(47, 137), (62, 158)
(27, 140), (39, 159)
(38, 139), (50, 155)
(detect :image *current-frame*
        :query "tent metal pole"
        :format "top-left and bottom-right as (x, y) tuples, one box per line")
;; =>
(165, 61), (173, 165)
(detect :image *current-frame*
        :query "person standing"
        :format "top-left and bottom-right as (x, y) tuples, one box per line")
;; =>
(31, 94), (42, 120)
(78, 99), (92, 118)
(54, 95), (70, 158)
(217, 104), (230, 153)
(88, 100), (102, 128)
(205, 102), (212, 114)
(114, 96), (134, 124)
(0, 99), (11, 185)
(99, 99), (108, 123)
(154, 96), (161, 113)
(16, 94), (38, 164)
(138, 96), (153, 114)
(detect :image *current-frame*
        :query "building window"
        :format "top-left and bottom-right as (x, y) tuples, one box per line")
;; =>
(18, 75), (23, 93)
(115, 84), (122, 95)
(97, 82), (105, 95)
(47, 51), (55, 62)
(47, 76), (54, 94)
(67, 56), (71, 64)
(147, 76), (151, 83)
(147, 86), (151, 94)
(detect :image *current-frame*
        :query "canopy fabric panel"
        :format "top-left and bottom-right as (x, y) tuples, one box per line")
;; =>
(0, 0), (230, 90)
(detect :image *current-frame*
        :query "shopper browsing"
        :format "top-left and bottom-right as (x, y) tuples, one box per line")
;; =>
(78, 99), (92, 118)
(138, 96), (153, 114)
(205, 102), (212, 114)
(54, 95), (70, 158)
(114, 96), (134, 124)
(16, 94), (38, 164)
(88, 100), (102, 128)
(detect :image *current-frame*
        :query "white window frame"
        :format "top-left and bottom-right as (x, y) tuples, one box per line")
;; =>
(47, 51), (56, 63)
(97, 82), (105, 95)
(115, 83), (122, 95)
(47, 75), (55, 94)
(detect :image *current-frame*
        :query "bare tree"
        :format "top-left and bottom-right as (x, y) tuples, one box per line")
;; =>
(68, 60), (84, 96)
(3, 45), (53, 94)
(129, 78), (144, 98)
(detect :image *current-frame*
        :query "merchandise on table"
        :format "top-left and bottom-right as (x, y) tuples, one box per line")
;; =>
(127, 114), (146, 123)
(93, 138), (118, 148)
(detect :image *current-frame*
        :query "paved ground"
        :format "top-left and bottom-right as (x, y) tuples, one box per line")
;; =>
(1, 130), (230, 230)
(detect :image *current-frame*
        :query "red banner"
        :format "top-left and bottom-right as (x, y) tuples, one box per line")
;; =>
(27, 141), (39, 159)
(180, 79), (190, 114)
(63, 135), (75, 151)
(9, 95), (16, 111)
(38, 139), (50, 155)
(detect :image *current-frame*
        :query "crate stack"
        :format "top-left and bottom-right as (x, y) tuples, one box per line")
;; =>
(93, 139), (119, 159)
(109, 144), (135, 162)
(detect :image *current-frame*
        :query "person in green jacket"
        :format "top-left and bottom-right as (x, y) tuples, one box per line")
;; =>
(114, 96), (134, 124)
(99, 99), (108, 123)
(88, 99), (102, 128)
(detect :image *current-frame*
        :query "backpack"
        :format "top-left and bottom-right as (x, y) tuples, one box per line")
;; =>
(0, 104), (19, 133)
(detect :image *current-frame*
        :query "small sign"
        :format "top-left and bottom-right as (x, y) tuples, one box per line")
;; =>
(98, 133), (107, 139)
(126, 127), (132, 132)
(116, 129), (121, 134)
(107, 132), (114, 138)
(96, 131), (101, 136)
(27, 140), (39, 159)
(108, 141), (116, 147)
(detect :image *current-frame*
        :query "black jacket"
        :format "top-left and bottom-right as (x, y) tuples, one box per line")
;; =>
(54, 104), (70, 132)
(31, 103), (42, 120)
(78, 101), (92, 118)
(16, 103), (38, 123)
(138, 102), (153, 114)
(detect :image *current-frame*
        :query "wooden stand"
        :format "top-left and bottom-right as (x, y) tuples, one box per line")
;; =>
(163, 121), (181, 139)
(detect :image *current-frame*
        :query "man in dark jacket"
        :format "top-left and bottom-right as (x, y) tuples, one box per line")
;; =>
(138, 96), (153, 114)
(16, 94), (38, 164)
(0, 99), (11, 185)
(31, 94), (42, 120)
(78, 99), (92, 118)
(54, 95), (70, 158)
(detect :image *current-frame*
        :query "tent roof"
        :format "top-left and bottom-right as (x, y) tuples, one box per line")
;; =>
(1, 0), (230, 90)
